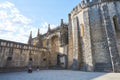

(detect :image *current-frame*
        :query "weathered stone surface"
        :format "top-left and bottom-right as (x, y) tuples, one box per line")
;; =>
(0, 39), (48, 70)
(1, 0), (120, 73)
(69, 0), (120, 72)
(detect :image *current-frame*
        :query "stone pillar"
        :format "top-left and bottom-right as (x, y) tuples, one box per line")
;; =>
(72, 16), (80, 70)
(68, 14), (74, 69)
(102, 5), (120, 72)
(83, 9), (94, 72)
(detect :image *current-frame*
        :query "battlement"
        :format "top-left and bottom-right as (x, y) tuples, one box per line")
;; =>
(0, 39), (47, 51)
(70, 0), (119, 15)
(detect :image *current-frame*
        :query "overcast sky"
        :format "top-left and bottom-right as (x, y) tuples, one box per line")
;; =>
(0, 0), (81, 43)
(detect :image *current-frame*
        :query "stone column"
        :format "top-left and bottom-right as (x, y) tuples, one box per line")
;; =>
(72, 17), (79, 70)
(102, 4), (120, 72)
(68, 14), (73, 69)
(83, 9), (94, 72)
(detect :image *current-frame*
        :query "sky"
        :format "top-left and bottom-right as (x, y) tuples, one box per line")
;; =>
(0, 0), (81, 43)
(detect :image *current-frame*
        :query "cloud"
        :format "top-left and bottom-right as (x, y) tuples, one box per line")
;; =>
(0, 1), (34, 43)
(0, 1), (14, 8)
(0, 1), (57, 43)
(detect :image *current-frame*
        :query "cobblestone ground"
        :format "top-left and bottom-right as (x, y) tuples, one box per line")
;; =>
(0, 70), (120, 80)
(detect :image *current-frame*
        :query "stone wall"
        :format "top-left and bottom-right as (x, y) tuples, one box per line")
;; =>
(88, 2), (112, 72)
(30, 22), (69, 69)
(69, 0), (120, 72)
(82, 8), (94, 71)
(0, 39), (49, 70)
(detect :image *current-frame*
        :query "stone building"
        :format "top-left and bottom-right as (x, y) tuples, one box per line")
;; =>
(28, 0), (120, 72)
(0, 0), (120, 73)
(68, 0), (120, 72)
(0, 39), (49, 72)
(28, 19), (68, 68)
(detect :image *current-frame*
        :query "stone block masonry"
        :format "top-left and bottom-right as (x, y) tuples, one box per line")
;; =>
(0, 39), (49, 72)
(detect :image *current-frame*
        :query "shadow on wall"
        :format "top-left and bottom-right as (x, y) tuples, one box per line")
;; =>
(73, 59), (79, 70)
(72, 58), (94, 71)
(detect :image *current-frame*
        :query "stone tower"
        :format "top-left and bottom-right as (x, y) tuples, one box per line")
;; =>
(37, 28), (40, 37)
(28, 31), (32, 45)
(36, 28), (43, 47)
(48, 24), (51, 32)
(68, 0), (120, 72)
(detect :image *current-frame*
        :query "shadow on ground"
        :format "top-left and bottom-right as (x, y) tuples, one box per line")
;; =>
(0, 70), (120, 80)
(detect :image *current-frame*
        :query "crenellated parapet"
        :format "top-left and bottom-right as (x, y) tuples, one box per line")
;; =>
(69, 0), (120, 72)
(0, 39), (49, 70)
(70, 0), (119, 16)
(0, 39), (47, 51)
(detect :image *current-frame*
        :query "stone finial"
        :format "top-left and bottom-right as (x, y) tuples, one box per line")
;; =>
(37, 28), (40, 37)
(81, 0), (85, 7)
(61, 19), (64, 26)
(48, 24), (51, 32)
(82, 0), (85, 3)
(30, 31), (32, 38)
(28, 31), (32, 44)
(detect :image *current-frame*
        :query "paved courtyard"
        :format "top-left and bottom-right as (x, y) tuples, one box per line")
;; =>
(0, 70), (120, 80)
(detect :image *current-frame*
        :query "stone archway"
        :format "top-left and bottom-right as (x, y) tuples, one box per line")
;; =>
(49, 35), (60, 66)
(51, 35), (59, 53)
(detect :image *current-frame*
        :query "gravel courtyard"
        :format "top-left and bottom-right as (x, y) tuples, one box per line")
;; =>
(0, 70), (120, 80)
